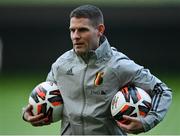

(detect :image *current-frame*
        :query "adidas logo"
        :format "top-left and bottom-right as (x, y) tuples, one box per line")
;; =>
(66, 67), (74, 75)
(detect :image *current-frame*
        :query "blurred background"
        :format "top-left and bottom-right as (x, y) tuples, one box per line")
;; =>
(0, 0), (179, 135)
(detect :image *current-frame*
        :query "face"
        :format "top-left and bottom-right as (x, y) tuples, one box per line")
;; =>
(69, 17), (104, 56)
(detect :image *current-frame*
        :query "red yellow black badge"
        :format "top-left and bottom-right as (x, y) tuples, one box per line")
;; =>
(94, 72), (104, 86)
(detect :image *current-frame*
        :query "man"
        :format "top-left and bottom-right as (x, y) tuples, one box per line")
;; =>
(22, 5), (172, 135)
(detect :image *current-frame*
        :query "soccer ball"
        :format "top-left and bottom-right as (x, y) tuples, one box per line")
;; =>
(111, 86), (151, 124)
(29, 81), (63, 123)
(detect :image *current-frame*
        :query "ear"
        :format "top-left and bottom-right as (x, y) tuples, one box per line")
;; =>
(97, 24), (105, 37)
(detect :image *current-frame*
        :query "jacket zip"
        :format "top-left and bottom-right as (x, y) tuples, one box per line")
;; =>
(80, 63), (88, 135)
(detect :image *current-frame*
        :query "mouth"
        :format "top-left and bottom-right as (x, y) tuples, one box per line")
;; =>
(74, 42), (84, 46)
(73, 43), (84, 49)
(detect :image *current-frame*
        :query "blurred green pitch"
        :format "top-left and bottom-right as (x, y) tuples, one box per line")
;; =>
(0, 72), (179, 135)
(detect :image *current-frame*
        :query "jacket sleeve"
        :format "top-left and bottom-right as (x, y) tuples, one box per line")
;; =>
(127, 62), (172, 132)
(115, 58), (172, 132)
(135, 73), (172, 132)
(46, 62), (57, 83)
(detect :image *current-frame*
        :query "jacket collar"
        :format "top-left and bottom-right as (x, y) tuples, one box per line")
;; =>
(94, 35), (112, 60)
(74, 35), (112, 63)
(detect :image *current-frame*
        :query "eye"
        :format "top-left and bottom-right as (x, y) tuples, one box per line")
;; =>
(69, 28), (75, 33)
(79, 28), (89, 32)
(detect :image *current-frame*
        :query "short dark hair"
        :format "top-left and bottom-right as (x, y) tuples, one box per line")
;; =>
(70, 5), (104, 27)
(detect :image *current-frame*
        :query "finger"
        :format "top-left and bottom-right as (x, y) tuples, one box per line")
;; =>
(23, 105), (35, 121)
(117, 116), (143, 134)
(31, 116), (51, 126)
(26, 104), (33, 111)
(42, 116), (51, 125)
(23, 104), (33, 113)
(27, 113), (44, 122)
(22, 104), (33, 116)
(122, 115), (138, 122)
(116, 121), (131, 133)
(116, 120), (128, 129)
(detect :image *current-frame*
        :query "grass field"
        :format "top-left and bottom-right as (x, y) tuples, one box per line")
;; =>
(0, 72), (179, 135)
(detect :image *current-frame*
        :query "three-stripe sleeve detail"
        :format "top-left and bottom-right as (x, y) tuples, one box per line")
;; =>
(151, 83), (164, 112)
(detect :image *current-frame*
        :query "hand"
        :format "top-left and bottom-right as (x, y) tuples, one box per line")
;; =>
(116, 115), (145, 134)
(22, 104), (51, 127)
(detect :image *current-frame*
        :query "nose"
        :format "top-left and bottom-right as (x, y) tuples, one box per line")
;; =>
(72, 30), (80, 40)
